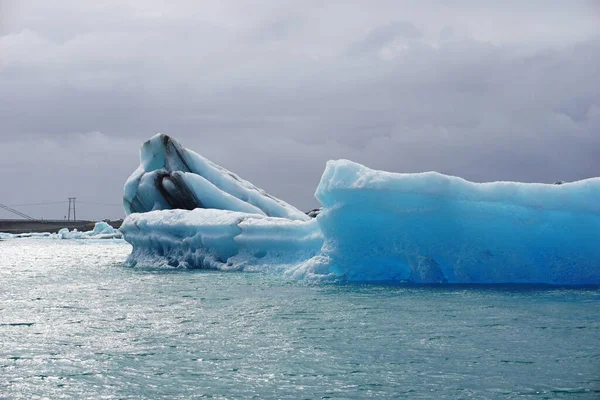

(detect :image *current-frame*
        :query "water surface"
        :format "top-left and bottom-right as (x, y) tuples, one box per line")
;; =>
(1, 239), (598, 399)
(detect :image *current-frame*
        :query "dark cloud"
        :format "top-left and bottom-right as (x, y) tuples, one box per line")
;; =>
(0, 0), (598, 220)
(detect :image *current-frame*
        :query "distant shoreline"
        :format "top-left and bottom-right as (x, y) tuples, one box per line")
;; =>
(0, 220), (122, 234)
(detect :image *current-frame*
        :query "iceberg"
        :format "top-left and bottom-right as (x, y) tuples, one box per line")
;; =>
(122, 209), (322, 271)
(0, 222), (123, 240)
(121, 135), (600, 285)
(57, 221), (123, 240)
(311, 160), (600, 284)
(2, 232), (54, 239)
(123, 134), (310, 221)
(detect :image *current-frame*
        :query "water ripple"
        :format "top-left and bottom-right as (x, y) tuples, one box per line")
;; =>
(0, 239), (598, 399)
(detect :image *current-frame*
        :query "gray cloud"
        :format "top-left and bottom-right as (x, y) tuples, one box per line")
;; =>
(1, 0), (599, 220)
(347, 21), (422, 56)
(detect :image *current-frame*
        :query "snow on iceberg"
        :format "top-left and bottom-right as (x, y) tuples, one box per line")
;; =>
(123, 134), (310, 221)
(121, 135), (600, 285)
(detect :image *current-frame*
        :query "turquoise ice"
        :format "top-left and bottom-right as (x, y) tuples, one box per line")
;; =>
(121, 135), (600, 284)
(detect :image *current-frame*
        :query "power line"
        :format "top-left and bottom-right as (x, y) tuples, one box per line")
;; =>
(7, 201), (67, 207)
(6, 200), (122, 207)
(0, 203), (36, 220)
(77, 201), (123, 206)
(1, 199), (125, 221)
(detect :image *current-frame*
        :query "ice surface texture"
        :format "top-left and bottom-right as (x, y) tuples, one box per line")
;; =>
(122, 209), (322, 273)
(121, 136), (600, 284)
(314, 160), (600, 284)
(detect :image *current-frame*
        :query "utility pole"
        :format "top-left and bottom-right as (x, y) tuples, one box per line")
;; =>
(67, 197), (77, 222)
(67, 198), (71, 222)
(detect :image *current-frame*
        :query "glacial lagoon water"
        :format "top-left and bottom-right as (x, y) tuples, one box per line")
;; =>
(1, 239), (599, 399)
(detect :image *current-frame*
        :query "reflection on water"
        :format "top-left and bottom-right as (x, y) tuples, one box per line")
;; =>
(1, 239), (599, 399)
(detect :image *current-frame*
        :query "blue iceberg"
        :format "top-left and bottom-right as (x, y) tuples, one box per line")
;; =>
(313, 160), (600, 284)
(123, 133), (310, 221)
(121, 135), (600, 284)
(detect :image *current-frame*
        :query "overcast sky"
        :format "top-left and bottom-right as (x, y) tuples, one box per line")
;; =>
(1, 0), (599, 220)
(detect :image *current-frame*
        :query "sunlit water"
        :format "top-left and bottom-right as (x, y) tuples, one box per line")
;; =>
(1, 239), (598, 399)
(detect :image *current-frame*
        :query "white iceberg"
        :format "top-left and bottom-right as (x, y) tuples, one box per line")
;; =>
(0, 222), (122, 240)
(122, 209), (322, 271)
(57, 222), (122, 240)
(121, 135), (600, 285)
